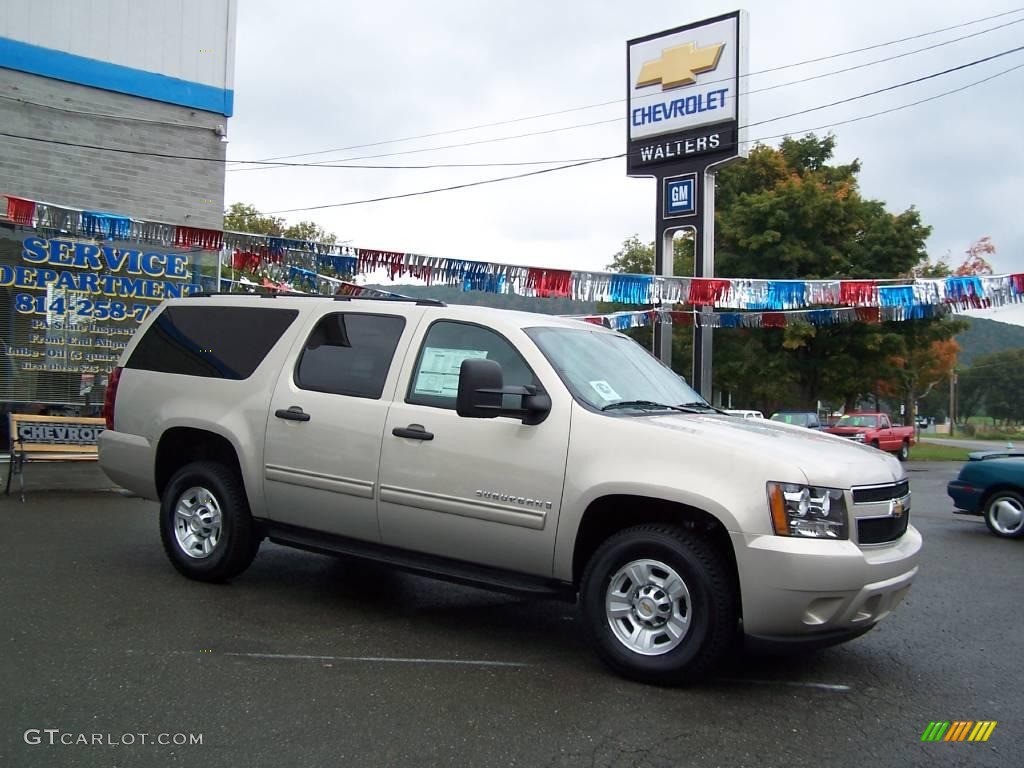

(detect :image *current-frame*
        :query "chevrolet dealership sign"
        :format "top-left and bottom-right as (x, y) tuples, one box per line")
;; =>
(627, 11), (747, 174)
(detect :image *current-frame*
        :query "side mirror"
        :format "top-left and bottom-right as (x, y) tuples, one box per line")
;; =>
(456, 358), (551, 425)
(456, 358), (503, 419)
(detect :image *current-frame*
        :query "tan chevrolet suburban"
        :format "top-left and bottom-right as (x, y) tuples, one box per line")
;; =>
(98, 293), (921, 684)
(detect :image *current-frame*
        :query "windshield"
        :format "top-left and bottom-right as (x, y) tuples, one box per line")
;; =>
(526, 327), (705, 412)
(837, 415), (879, 428)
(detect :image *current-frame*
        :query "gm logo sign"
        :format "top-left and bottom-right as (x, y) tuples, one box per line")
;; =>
(664, 173), (697, 218)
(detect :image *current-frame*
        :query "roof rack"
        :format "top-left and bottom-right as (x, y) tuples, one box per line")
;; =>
(185, 292), (446, 307)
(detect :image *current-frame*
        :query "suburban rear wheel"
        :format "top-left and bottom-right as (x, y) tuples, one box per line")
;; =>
(160, 461), (261, 581)
(580, 525), (738, 685)
(983, 490), (1024, 538)
(898, 440), (910, 461)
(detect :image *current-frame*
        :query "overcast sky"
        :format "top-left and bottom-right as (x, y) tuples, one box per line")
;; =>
(224, 0), (1024, 325)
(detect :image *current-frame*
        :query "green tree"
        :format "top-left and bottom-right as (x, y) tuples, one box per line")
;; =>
(710, 134), (939, 411)
(603, 234), (694, 377)
(223, 202), (337, 244)
(960, 350), (1024, 425)
(223, 202), (285, 235)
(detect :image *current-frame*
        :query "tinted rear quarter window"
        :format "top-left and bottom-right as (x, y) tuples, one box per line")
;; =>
(295, 313), (406, 399)
(126, 305), (299, 380)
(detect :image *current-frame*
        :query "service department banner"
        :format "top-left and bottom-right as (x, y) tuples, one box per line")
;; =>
(0, 224), (217, 405)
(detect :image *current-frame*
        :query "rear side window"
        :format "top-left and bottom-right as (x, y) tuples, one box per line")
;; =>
(296, 313), (405, 399)
(126, 306), (298, 380)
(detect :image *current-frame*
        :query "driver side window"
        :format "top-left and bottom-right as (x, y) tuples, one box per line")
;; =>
(407, 321), (536, 411)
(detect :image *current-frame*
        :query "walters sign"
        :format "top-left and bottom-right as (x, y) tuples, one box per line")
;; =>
(626, 11), (748, 175)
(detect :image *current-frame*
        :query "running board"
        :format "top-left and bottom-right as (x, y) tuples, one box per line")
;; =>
(262, 521), (576, 602)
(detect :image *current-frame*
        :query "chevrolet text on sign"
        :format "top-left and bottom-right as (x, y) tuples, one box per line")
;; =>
(628, 16), (738, 140)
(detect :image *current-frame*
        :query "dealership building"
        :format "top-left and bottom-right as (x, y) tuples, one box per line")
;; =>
(0, 0), (237, 431)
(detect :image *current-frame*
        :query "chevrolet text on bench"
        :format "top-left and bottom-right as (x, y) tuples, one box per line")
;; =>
(98, 293), (920, 684)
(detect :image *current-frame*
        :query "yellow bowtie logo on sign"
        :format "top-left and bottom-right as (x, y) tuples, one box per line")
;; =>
(637, 42), (725, 90)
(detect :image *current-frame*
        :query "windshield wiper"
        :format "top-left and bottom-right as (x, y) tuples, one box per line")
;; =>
(677, 401), (729, 415)
(601, 400), (699, 413)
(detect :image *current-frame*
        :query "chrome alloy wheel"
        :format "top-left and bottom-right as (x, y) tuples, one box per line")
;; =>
(173, 486), (223, 559)
(605, 558), (692, 656)
(988, 495), (1024, 536)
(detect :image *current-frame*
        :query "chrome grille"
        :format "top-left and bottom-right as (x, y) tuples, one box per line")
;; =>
(852, 480), (910, 504)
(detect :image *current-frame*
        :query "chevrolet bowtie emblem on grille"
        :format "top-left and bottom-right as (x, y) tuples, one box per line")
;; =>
(890, 498), (906, 518)
(637, 41), (725, 90)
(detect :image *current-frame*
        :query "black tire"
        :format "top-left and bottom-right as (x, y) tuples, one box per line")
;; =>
(898, 440), (910, 461)
(159, 461), (261, 582)
(871, 440), (880, 450)
(580, 525), (738, 685)
(983, 490), (1024, 539)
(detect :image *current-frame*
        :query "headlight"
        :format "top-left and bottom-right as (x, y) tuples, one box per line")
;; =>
(767, 482), (848, 539)
(853, 432), (866, 442)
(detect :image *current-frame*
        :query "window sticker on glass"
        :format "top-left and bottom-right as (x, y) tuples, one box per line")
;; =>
(589, 380), (621, 402)
(413, 347), (489, 398)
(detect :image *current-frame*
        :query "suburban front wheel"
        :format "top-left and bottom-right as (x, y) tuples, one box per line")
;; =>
(580, 525), (738, 685)
(159, 461), (261, 581)
(983, 490), (1024, 538)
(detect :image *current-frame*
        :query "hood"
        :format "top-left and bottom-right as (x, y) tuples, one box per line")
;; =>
(639, 412), (904, 488)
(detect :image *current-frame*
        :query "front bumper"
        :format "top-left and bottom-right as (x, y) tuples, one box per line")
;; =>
(732, 524), (921, 641)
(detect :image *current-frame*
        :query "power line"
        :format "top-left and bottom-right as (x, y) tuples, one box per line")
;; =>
(254, 155), (624, 215)
(232, 35), (1024, 173)
(743, 16), (1024, 97)
(250, 59), (1024, 216)
(2, 46), (1020, 210)
(0, 130), (607, 169)
(743, 61), (1024, 144)
(745, 44), (1024, 129)
(233, 6), (1024, 166)
(0, 93), (214, 130)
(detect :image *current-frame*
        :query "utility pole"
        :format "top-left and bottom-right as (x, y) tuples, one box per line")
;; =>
(949, 370), (957, 436)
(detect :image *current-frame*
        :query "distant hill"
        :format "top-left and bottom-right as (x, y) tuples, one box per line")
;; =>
(373, 286), (1023, 367)
(366, 284), (597, 316)
(956, 316), (1024, 366)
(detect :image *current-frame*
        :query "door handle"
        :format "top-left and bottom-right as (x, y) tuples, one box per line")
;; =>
(275, 406), (311, 422)
(392, 424), (434, 441)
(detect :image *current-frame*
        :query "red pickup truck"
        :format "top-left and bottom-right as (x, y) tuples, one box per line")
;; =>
(824, 412), (915, 460)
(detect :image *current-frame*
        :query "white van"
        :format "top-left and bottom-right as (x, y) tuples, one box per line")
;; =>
(726, 409), (764, 420)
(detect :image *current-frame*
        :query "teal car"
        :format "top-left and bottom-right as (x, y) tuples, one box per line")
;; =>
(948, 450), (1024, 538)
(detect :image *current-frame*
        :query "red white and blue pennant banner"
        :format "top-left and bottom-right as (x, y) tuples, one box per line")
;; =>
(5, 194), (1023, 313)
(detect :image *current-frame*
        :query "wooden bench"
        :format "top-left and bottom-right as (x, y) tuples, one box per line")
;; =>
(5, 414), (105, 501)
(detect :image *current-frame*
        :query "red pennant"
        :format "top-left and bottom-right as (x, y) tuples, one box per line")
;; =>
(526, 268), (572, 298)
(855, 307), (880, 323)
(762, 312), (786, 328)
(5, 196), (36, 225)
(839, 280), (877, 306)
(175, 226), (223, 251)
(687, 278), (731, 305)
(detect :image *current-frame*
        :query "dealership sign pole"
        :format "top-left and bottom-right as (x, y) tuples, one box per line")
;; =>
(627, 10), (748, 399)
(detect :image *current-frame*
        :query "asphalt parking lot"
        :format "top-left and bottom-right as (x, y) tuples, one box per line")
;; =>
(1, 462), (1021, 768)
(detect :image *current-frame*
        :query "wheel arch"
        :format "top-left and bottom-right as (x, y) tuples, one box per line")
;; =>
(571, 494), (740, 608)
(155, 427), (246, 502)
(980, 483), (1024, 510)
